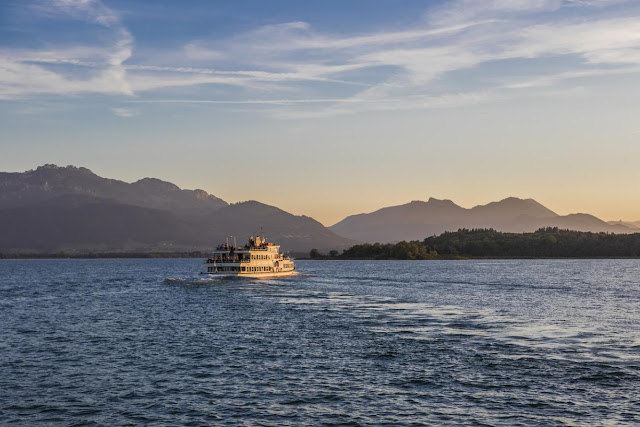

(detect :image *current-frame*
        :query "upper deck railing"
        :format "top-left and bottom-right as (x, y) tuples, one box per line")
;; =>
(214, 245), (278, 252)
(206, 259), (251, 264)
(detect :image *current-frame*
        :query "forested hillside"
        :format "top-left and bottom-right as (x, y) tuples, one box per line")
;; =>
(337, 228), (640, 259)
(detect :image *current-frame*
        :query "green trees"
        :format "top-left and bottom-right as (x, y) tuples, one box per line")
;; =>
(422, 228), (640, 258)
(336, 228), (640, 259)
(339, 241), (439, 259)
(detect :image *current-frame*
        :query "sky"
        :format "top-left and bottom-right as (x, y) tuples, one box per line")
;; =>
(1, 0), (640, 226)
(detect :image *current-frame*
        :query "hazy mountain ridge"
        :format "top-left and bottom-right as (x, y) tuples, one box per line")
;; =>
(1, 165), (636, 252)
(0, 194), (203, 253)
(331, 197), (637, 243)
(0, 196), (357, 253)
(608, 220), (640, 229)
(191, 201), (357, 252)
(0, 164), (228, 216)
(469, 197), (558, 220)
(0, 166), (357, 253)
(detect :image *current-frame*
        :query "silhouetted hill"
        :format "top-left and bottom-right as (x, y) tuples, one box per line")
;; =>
(331, 197), (636, 243)
(469, 197), (557, 221)
(0, 195), (356, 254)
(0, 164), (227, 217)
(329, 198), (466, 244)
(0, 195), (205, 253)
(608, 220), (640, 229)
(2, 165), (634, 253)
(193, 201), (358, 252)
(542, 213), (631, 234)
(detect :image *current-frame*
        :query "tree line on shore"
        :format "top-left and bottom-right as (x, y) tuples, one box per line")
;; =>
(3, 228), (640, 259)
(310, 228), (640, 259)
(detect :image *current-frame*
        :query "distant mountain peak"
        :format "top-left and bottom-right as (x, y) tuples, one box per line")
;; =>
(482, 196), (533, 206)
(34, 164), (94, 175)
(565, 213), (597, 219)
(0, 167), (355, 253)
(231, 200), (283, 213)
(191, 189), (211, 199)
(329, 195), (633, 243)
(0, 164), (228, 215)
(498, 197), (541, 205)
(426, 197), (457, 205)
(471, 197), (558, 218)
(36, 164), (60, 170)
(608, 220), (640, 229)
(133, 177), (180, 192)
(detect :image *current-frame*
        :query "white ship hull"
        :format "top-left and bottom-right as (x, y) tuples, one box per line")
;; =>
(201, 234), (297, 279)
(200, 270), (300, 279)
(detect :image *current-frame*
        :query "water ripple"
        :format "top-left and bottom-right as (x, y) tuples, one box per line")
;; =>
(1, 258), (639, 425)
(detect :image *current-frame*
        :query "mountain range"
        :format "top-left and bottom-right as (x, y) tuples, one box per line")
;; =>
(607, 220), (640, 230)
(330, 197), (638, 243)
(0, 165), (637, 253)
(0, 164), (227, 216)
(0, 165), (355, 253)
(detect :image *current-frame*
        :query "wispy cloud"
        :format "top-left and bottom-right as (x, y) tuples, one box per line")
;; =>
(2, 0), (640, 118)
(112, 107), (138, 117)
(0, 0), (132, 99)
(500, 66), (640, 89)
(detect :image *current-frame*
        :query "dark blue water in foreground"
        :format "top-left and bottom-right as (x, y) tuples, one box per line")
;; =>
(1, 259), (640, 425)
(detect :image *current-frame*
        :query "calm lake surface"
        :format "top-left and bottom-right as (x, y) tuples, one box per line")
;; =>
(1, 259), (639, 425)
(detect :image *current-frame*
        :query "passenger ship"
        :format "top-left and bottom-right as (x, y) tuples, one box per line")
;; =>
(201, 233), (297, 278)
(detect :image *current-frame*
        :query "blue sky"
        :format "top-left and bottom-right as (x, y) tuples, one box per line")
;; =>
(1, 0), (640, 224)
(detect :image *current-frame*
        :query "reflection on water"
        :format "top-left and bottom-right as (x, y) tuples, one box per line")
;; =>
(1, 258), (639, 425)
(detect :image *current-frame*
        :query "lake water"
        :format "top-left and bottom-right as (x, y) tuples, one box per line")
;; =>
(1, 259), (639, 425)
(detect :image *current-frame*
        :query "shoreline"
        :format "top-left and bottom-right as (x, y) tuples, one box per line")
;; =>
(2, 254), (639, 260)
